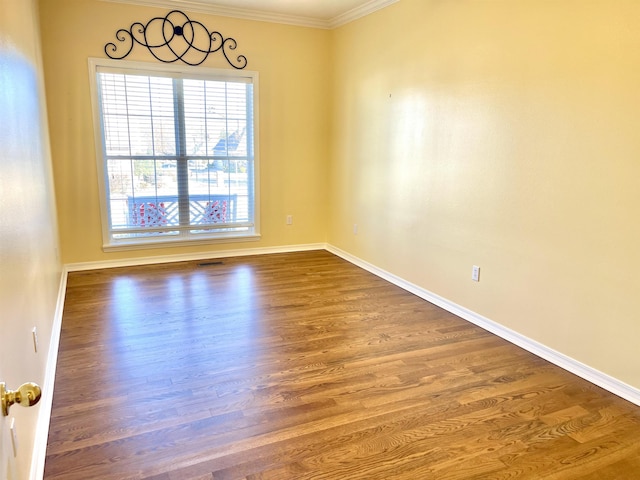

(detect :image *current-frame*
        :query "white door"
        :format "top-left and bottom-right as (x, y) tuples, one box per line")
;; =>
(0, 0), (62, 478)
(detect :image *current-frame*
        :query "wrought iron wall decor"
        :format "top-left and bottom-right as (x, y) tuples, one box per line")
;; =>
(104, 10), (247, 69)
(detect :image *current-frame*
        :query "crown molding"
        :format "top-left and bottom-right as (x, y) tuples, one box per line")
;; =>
(99, 0), (399, 29)
(329, 0), (399, 29)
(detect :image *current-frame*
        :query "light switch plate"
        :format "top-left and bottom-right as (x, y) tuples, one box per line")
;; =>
(10, 417), (18, 457)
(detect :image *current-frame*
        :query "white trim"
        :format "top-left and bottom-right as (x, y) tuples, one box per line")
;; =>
(30, 269), (68, 480)
(326, 244), (640, 407)
(329, 0), (400, 29)
(103, 234), (262, 252)
(98, 0), (399, 29)
(66, 243), (327, 272)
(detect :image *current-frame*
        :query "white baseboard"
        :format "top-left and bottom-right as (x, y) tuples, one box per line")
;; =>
(30, 269), (68, 480)
(65, 243), (327, 272)
(326, 244), (640, 407)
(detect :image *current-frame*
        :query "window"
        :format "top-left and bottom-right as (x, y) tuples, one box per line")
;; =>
(89, 59), (259, 250)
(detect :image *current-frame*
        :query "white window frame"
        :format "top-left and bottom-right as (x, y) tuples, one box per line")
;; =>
(88, 57), (260, 251)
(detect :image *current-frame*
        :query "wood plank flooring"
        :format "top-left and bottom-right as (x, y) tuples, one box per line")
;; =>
(44, 250), (640, 479)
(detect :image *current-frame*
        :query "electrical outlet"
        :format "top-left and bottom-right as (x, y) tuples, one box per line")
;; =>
(286, 215), (293, 225)
(353, 224), (358, 235)
(472, 265), (480, 282)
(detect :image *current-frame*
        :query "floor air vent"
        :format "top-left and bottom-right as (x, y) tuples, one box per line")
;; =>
(197, 261), (225, 267)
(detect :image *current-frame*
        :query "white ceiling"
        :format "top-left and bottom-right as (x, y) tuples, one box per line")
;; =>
(102, 0), (399, 28)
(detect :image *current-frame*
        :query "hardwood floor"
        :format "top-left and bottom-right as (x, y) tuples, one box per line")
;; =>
(44, 250), (640, 479)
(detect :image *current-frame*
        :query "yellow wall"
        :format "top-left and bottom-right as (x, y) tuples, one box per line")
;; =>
(0, 0), (61, 477)
(39, 0), (330, 264)
(330, 0), (640, 388)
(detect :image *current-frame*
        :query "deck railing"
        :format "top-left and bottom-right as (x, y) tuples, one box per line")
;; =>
(125, 194), (238, 228)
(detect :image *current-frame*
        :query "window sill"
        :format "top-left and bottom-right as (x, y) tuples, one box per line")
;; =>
(103, 233), (262, 252)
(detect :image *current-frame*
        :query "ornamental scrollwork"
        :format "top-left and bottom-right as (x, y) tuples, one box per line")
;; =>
(104, 10), (247, 69)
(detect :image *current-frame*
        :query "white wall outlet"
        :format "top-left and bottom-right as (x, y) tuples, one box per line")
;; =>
(286, 215), (293, 225)
(472, 265), (480, 282)
(353, 224), (358, 235)
(32, 326), (38, 353)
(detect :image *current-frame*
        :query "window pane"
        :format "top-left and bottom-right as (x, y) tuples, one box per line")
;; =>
(100, 74), (177, 156)
(183, 79), (250, 159)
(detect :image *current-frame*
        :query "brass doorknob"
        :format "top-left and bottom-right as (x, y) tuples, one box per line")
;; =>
(1, 382), (42, 416)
